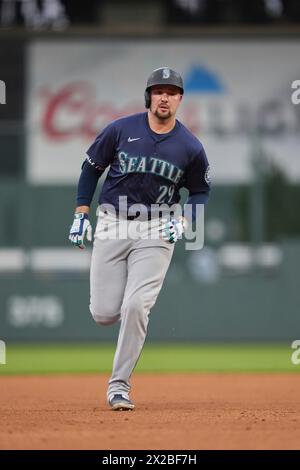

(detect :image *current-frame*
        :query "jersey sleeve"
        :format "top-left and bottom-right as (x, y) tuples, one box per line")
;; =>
(86, 122), (117, 169)
(184, 145), (211, 200)
(76, 160), (104, 207)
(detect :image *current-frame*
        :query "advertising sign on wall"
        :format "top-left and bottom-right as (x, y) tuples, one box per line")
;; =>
(27, 40), (300, 184)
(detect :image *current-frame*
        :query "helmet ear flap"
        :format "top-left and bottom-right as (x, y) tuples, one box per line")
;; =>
(144, 90), (151, 109)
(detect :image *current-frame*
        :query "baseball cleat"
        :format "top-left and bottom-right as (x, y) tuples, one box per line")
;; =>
(109, 394), (135, 411)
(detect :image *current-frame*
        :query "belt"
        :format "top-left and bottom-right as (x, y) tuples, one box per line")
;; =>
(126, 213), (166, 221)
(104, 210), (164, 221)
(127, 214), (141, 220)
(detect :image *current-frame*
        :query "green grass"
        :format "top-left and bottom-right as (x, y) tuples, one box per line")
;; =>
(0, 343), (299, 375)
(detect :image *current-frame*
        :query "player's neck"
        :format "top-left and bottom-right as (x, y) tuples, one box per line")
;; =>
(147, 112), (176, 134)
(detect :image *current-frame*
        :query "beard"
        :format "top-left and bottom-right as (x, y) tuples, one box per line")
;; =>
(154, 108), (171, 120)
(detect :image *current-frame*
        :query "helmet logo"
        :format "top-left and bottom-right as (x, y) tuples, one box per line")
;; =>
(162, 68), (170, 79)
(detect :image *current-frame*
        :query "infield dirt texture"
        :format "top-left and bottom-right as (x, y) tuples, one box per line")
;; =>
(1, 373), (300, 449)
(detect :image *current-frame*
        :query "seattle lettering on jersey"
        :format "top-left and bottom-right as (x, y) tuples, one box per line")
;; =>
(82, 112), (211, 211)
(118, 151), (184, 185)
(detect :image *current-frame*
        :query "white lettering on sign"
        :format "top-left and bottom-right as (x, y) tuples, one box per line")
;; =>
(7, 296), (64, 328)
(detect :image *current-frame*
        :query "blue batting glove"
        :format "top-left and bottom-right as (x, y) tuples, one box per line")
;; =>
(69, 212), (92, 249)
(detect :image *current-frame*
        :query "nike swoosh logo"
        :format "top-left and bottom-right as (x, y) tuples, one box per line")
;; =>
(128, 137), (141, 142)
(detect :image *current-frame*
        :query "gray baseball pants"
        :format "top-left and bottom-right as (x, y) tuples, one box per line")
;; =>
(89, 210), (174, 402)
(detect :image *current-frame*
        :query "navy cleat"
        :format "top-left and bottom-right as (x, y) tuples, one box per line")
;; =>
(109, 394), (135, 411)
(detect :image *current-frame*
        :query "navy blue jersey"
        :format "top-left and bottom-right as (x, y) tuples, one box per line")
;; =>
(86, 112), (210, 212)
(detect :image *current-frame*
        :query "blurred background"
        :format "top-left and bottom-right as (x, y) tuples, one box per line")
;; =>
(0, 0), (300, 352)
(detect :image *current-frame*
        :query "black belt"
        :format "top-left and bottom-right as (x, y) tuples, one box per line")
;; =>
(127, 214), (141, 220)
(125, 212), (151, 220)
(126, 213), (167, 220)
(104, 210), (170, 220)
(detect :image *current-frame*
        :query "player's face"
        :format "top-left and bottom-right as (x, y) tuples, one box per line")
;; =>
(150, 85), (182, 120)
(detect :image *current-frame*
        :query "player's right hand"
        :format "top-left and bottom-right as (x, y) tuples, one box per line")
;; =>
(69, 212), (92, 249)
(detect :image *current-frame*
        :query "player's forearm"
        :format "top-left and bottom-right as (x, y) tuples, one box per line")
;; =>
(76, 160), (104, 208)
(184, 191), (210, 222)
(75, 205), (90, 214)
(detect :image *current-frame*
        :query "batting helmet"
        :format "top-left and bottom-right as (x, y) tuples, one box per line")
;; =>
(144, 67), (184, 109)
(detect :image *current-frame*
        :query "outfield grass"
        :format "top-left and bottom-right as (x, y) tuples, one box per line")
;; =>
(0, 343), (298, 375)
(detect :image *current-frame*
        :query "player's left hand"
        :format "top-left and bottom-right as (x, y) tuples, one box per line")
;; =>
(160, 218), (185, 244)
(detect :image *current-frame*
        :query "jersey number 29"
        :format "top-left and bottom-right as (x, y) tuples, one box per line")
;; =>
(156, 184), (175, 203)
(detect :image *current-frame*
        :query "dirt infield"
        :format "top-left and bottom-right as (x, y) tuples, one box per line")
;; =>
(1, 373), (300, 450)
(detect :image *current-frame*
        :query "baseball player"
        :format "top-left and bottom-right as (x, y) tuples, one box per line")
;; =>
(69, 67), (210, 411)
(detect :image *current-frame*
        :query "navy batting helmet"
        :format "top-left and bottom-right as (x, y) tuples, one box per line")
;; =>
(144, 67), (184, 109)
